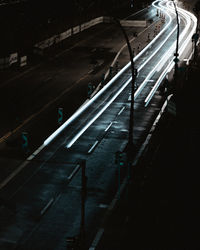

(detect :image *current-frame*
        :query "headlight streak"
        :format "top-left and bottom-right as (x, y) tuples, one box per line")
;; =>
(44, 0), (195, 148)
(144, 1), (197, 106)
(133, 0), (176, 99)
(65, 0), (177, 148)
(44, 0), (171, 147)
(67, 0), (195, 148)
(134, 20), (177, 98)
(143, 2), (189, 105)
(65, 0), (175, 148)
(66, 78), (130, 148)
(64, 0), (184, 148)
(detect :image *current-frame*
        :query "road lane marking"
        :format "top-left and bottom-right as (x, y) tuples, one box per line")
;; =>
(88, 140), (99, 154)
(0, 0), (195, 195)
(67, 164), (81, 181)
(44, 3), (174, 147)
(104, 122), (113, 132)
(65, 77), (130, 148)
(99, 204), (108, 209)
(65, 13), (178, 149)
(27, 144), (46, 161)
(0, 144), (47, 190)
(89, 228), (105, 250)
(117, 106), (125, 116)
(40, 198), (54, 216)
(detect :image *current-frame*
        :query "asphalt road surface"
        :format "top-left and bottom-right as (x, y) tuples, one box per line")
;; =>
(0, 1), (197, 249)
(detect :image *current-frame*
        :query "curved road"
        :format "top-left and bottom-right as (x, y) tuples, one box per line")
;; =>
(0, 1), (197, 249)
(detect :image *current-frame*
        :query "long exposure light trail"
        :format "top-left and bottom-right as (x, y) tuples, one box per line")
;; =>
(144, 1), (197, 106)
(66, 77), (130, 148)
(65, 0), (188, 148)
(44, 0), (172, 147)
(44, 0), (196, 149)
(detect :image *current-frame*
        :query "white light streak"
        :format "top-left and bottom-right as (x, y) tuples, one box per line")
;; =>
(144, 0), (197, 106)
(44, 0), (173, 147)
(66, 78), (131, 148)
(44, 0), (197, 148)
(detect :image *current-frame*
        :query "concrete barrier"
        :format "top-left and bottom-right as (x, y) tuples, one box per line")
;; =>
(120, 20), (147, 27)
(33, 16), (122, 54)
(33, 17), (107, 53)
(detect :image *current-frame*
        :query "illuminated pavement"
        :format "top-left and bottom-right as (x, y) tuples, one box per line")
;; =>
(0, 1), (198, 249)
(0, 1), (158, 181)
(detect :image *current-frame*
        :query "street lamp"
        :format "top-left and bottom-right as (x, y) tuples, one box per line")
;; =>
(112, 17), (136, 158)
(172, 0), (180, 83)
(171, 0), (180, 120)
(192, 1), (200, 62)
(80, 159), (87, 250)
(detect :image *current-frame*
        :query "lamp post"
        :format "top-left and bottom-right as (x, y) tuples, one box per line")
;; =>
(172, 0), (180, 84)
(193, 1), (200, 62)
(171, 0), (180, 121)
(112, 17), (136, 158)
(80, 159), (86, 250)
